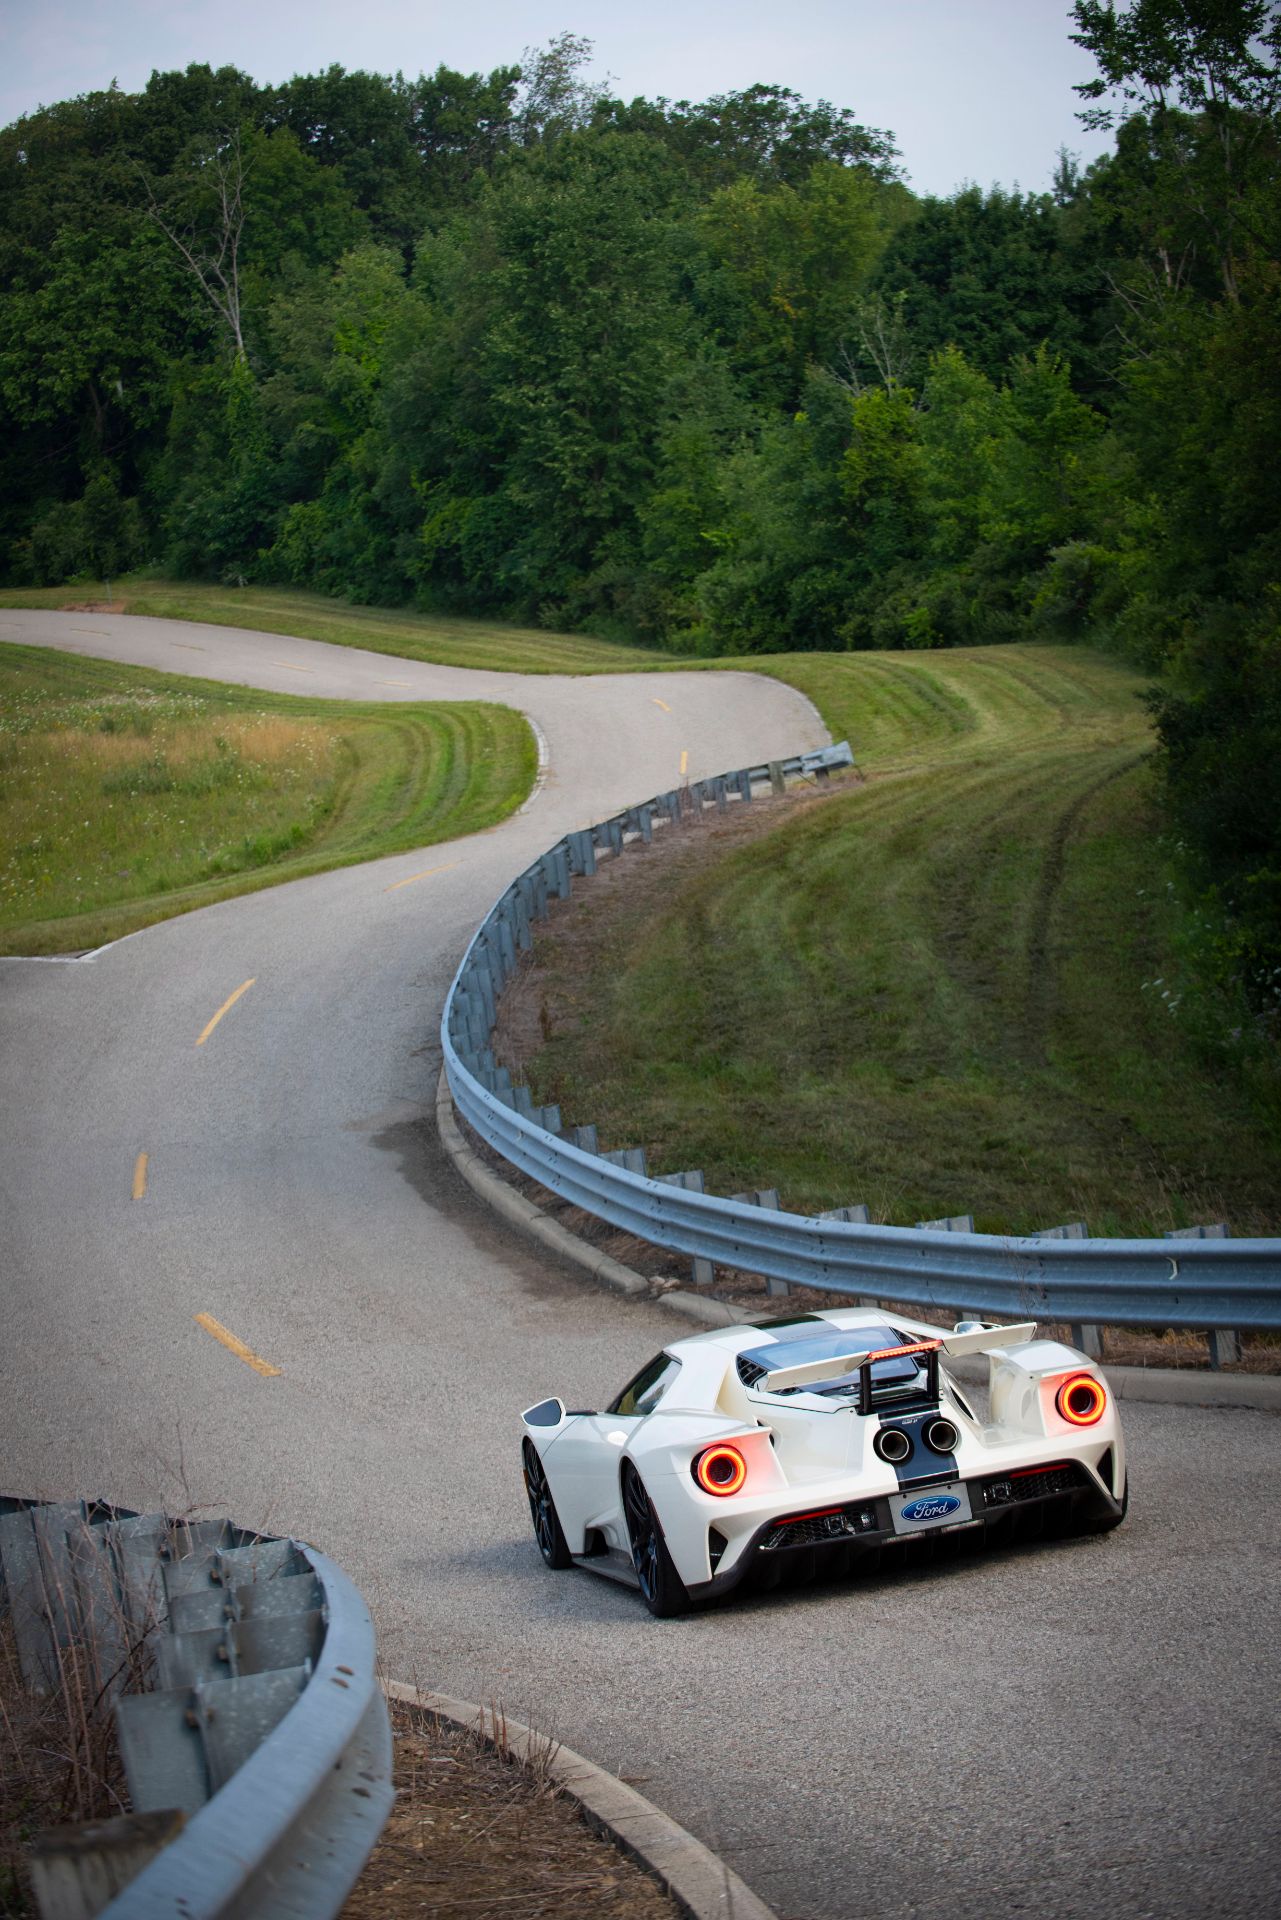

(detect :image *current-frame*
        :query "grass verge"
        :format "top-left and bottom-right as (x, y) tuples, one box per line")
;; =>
(0, 579), (666, 676)
(0, 644), (535, 955)
(497, 646), (1281, 1239)
(341, 1698), (680, 1919)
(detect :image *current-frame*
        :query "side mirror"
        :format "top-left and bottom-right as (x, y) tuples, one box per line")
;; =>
(522, 1397), (568, 1429)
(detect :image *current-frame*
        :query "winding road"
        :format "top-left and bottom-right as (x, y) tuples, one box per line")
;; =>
(1, 609), (1277, 1920)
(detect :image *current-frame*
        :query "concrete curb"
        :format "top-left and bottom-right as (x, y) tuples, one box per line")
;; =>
(435, 1072), (1281, 1412)
(383, 1682), (778, 1920)
(436, 1067), (647, 1297)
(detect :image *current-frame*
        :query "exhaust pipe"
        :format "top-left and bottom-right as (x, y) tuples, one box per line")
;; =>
(874, 1426), (912, 1464)
(925, 1417), (959, 1455)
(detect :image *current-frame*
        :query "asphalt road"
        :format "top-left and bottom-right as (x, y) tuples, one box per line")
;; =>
(1, 610), (1277, 1920)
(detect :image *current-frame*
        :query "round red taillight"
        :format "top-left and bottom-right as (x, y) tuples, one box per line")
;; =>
(693, 1444), (747, 1496)
(1056, 1373), (1107, 1426)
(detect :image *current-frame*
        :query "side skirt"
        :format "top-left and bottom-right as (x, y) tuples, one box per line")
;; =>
(573, 1546), (640, 1590)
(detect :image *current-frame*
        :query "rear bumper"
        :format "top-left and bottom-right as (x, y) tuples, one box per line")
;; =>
(685, 1459), (1124, 1601)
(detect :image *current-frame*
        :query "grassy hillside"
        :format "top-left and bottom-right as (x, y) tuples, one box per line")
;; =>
(0, 645), (535, 955)
(515, 645), (1281, 1238)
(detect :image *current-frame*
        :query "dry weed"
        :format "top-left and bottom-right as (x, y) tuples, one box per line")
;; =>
(340, 1698), (681, 1920)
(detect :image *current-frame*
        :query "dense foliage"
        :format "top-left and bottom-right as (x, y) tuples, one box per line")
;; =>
(2, 7), (1278, 1015)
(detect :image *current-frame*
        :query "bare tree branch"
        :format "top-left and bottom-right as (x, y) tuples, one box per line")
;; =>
(136, 131), (248, 357)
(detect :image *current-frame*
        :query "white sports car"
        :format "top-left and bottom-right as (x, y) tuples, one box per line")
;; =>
(521, 1307), (1127, 1615)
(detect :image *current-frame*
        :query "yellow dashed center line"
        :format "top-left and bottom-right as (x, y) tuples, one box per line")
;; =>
(679, 749), (689, 778)
(384, 861), (460, 894)
(376, 678), (413, 688)
(196, 977), (255, 1046)
(195, 1313), (281, 1378)
(132, 1152), (149, 1200)
(271, 660), (313, 673)
(171, 642), (206, 652)
(70, 627), (108, 636)
(652, 697), (671, 713)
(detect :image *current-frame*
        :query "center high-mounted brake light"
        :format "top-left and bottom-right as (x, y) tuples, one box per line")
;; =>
(693, 1444), (748, 1496)
(1056, 1373), (1108, 1426)
(866, 1340), (941, 1363)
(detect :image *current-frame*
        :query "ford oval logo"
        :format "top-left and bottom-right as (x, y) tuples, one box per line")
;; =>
(901, 1494), (961, 1522)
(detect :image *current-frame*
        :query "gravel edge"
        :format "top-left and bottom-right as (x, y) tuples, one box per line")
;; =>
(436, 1070), (1281, 1412)
(383, 1682), (779, 1920)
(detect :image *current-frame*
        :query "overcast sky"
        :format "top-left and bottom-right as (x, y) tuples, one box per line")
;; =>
(0, 0), (1116, 198)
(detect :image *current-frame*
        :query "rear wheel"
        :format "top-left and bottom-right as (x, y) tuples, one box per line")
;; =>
(522, 1440), (573, 1569)
(622, 1462), (691, 1617)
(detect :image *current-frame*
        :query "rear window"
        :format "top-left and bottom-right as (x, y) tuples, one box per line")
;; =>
(738, 1326), (921, 1395)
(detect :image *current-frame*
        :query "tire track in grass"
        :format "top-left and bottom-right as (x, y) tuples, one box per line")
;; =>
(1022, 752), (1151, 1064)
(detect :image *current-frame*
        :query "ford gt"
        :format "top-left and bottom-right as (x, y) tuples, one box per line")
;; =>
(520, 1307), (1127, 1615)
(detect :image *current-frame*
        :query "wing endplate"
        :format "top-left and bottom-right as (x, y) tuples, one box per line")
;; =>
(941, 1323), (1038, 1358)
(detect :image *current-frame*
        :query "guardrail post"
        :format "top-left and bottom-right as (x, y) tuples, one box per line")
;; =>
(471, 965), (495, 1034)
(918, 1216), (981, 1327)
(1029, 1222), (1100, 1355)
(602, 1146), (648, 1176)
(691, 1257), (715, 1288)
(570, 1124), (598, 1153)
(768, 761), (786, 795)
(1166, 1225), (1239, 1365)
(732, 1191), (787, 1294)
(566, 830), (596, 877)
(539, 849), (570, 900)
(817, 1206), (876, 1306)
(31, 1809), (186, 1920)
(734, 769), (753, 802)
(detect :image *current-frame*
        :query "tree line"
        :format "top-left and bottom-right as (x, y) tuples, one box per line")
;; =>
(2, 3), (1278, 1036)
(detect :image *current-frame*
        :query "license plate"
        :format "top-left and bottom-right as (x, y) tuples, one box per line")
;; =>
(890, 1483), (973, 1535)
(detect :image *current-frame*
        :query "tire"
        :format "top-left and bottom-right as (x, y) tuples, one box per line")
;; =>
(522, 1440), (573, 1569)
(621, 1462), (691, 1618)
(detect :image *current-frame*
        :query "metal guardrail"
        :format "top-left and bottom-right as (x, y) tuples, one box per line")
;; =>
(0, 1496), (392, 1919)
(441, 747), (1281, 1345)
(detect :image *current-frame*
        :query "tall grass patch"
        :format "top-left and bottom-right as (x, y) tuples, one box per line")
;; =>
(0, 645), (535, 953)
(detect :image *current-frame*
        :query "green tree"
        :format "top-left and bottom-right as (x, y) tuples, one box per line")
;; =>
(389, 129), (701, 620)
(1072, 0), (1281, 300)
(869, 185), (1109, 387)
(603, 83), (899, 189)
(698, 161), (904, 406)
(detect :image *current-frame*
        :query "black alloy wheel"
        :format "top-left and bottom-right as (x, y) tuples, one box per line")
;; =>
(522, 1440), (573, 1569)
(622, 1462), (691, 1617)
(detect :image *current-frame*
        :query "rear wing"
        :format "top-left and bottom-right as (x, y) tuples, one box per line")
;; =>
(760, 1324), (1037, 1402)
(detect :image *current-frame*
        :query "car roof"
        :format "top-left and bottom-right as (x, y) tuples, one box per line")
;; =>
(664, 1306), (941, 1363)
